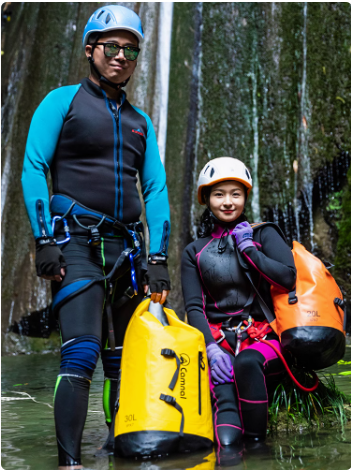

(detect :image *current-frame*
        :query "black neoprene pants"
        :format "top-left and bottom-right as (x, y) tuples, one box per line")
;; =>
(51, 235), (143, 466)
(210, 337), (285, 445)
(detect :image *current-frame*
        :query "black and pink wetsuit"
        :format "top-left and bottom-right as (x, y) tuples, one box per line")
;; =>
(181, 219), (296, 443)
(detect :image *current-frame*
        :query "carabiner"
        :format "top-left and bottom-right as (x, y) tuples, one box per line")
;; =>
(51, 216), (71, 245)
(128, 230), (141, 250)
(129, 252), (138, 295)
(235, 316), (253, 356)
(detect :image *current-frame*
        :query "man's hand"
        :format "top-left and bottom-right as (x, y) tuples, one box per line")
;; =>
(143, 255), (171, 305)
(143, 284), (169, 305)
(41, 267), (66, 282)
(35, 238), (67, 282)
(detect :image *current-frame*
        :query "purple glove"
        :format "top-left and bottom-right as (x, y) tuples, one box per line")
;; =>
(206, 343), (234, 385)
(231, 221), (254, 252)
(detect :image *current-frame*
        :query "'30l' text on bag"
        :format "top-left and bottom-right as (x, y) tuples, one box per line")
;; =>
(114, 298), (214, 458)
(246, 224), (346, 370)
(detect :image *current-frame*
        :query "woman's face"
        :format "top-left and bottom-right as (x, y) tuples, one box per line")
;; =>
(209, 180), (246, 223)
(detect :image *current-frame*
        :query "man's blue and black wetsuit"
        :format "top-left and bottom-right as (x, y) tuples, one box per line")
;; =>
(21, 78), (170, 465)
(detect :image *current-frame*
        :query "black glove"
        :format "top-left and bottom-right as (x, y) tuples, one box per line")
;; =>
(145, 255), (171, 294)
(35, 238), (67, 277)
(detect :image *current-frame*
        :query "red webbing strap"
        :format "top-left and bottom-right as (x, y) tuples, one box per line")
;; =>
(209, 323), (235, 356)
(258, 339), (319, 392)
(245, 318), (319, 392)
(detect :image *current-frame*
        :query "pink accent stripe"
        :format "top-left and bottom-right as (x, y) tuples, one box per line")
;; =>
(195, 237), (215, 259)
(243, 252), (289, 292)
(201, 288), (214, 335)
(211, 225), (227, 238)
(239, 398), (268, 404)
(232, 368), (244, 435)
(246, 339), (282, 364)
(217, 424), (241, 430)
(253, 241), (262, 248)
(197, 239), (244, 316)
(209, 369), (222, 448)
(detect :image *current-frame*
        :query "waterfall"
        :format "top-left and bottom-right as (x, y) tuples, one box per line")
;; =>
(156, 2), (174, 166)
(299, 2), (314, 251)
(190, 3), (203, 239)
(1, 157), (11, 219)
(294, 159), (301, 242)
(250, 65), (261, 222)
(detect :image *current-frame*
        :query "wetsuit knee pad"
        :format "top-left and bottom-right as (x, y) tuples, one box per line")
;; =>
(101, 348), (122, 380)
(60, 335), (101, 381)
(234, 349), (264, 378)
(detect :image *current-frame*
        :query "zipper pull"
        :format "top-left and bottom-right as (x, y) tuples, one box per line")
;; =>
(108, 99), (118, 119)
(37, 201), (47, 238)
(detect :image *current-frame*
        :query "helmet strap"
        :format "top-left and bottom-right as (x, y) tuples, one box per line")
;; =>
(88, 47), (131, 91)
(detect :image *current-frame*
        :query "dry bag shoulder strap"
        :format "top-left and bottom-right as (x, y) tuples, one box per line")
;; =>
(235, 245), (275, 324)
(250, 221), (289, 245)
(241, 266), (276, 324)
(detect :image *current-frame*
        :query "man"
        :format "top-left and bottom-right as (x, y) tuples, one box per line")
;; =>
(21, 5), (171, 469)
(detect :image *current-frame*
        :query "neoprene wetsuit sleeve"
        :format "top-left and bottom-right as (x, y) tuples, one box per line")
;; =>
(21, 85), (81, 239)
(131, 106), (171, 256)
(243, 225), (296, 292)
(181, 243), (216, 345)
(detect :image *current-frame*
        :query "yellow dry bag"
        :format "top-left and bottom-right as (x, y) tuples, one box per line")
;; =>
(114, 298), (214, 457)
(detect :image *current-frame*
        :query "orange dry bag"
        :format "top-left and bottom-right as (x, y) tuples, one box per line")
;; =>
(243, 223), (346, 370)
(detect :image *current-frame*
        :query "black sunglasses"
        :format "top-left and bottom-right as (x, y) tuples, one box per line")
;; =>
(94, 42), (140, 61)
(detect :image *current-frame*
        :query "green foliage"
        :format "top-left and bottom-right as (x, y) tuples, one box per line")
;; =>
(334, 165), (351, 302)
(268, 371), (350, 432)
(326, 190), (345, 230)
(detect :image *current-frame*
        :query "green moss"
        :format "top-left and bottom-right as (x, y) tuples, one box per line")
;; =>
(165, 2), (199, 314)
(334, 165), (351, 303)
(3, 331), (61, 355)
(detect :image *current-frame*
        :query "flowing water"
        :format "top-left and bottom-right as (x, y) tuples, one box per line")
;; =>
(2, 345), (351, 470)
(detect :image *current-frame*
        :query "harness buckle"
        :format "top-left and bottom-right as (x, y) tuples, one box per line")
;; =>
(216, 329), (226, 344)
(124, 286), (135, 299)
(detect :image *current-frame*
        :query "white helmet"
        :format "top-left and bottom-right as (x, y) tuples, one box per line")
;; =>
(197, 157), (252, 205)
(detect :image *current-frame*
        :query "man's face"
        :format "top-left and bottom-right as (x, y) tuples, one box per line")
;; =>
(85, 30), (139, 84)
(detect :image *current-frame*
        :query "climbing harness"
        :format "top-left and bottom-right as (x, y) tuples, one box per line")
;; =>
(234, 317), (253, 356)
(210, 316), (319, 393)
(50, 195), (147, 351)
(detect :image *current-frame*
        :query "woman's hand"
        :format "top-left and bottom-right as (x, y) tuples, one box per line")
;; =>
(231, 221), (254, 252)
(206, 343), (234, 385)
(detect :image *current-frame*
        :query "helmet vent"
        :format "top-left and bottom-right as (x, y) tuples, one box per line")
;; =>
(204, 165), (210, 175)
(97, 10), (104, 19)
(105, 13), (111, 24)
(245, 169), (251, 179)
(210, 168), (215, 178)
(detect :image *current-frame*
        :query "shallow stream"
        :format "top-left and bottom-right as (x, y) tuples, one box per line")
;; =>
(2, 346), (351, 470)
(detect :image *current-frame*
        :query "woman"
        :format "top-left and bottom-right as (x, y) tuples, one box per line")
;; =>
(181, 157), (296, 446)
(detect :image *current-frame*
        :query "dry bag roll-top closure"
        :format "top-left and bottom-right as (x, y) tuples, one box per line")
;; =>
(251, 223), (346, 371)
(114, 298), (214, 458)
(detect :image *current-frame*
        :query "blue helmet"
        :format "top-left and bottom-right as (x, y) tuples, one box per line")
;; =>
(82, 5), (144, 47)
